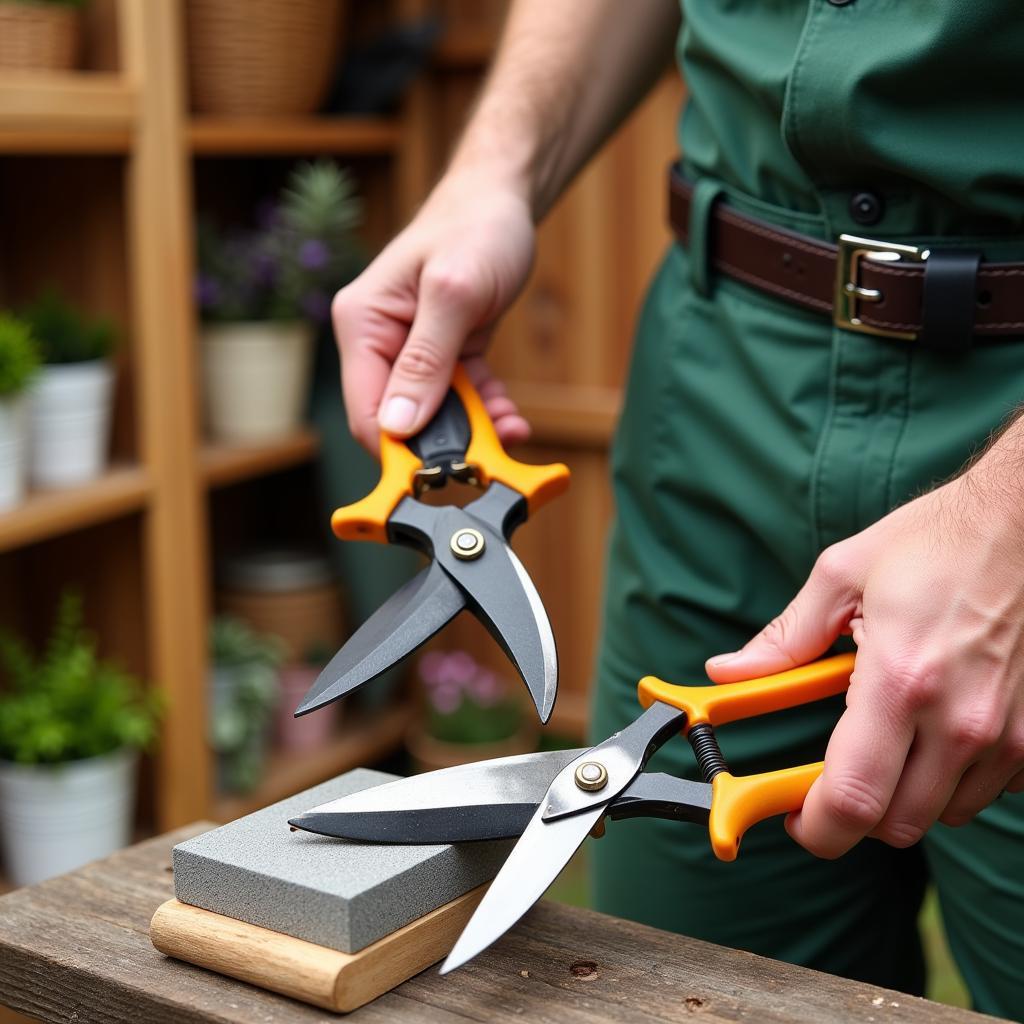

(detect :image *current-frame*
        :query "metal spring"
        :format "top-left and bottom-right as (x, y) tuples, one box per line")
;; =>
(688, 723), (729, 782)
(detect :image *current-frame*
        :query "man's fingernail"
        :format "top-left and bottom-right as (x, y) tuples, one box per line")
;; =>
(380, 396), (418, 433)
(708, 652), (740, 667)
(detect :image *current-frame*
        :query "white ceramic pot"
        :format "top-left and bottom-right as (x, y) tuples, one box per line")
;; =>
(202, 321), (314, 443)
(28, 359), (114, 488)
(0, 748), (137, 887)
(0, 394), (28, 511)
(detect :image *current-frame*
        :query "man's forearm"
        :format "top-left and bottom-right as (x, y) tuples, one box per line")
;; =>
(448, 0), (681, 219)
(958, 406), (1024, 528)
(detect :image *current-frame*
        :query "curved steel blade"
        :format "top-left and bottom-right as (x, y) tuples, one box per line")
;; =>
(441, 538), (558, 724)
(288, 749), (586, 842)
(440, 798), (604, 974)
(294, 562), (464, 717)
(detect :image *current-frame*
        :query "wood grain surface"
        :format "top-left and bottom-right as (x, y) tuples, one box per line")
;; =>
(0, 824), (1004, 1023)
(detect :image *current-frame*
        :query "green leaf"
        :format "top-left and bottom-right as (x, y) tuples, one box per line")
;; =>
(0, 313), (41, 396)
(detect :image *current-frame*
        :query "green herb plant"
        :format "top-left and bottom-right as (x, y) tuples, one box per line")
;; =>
(0, 313), (41, 398)
(0, 591), (161, 765)
(21, 289), (117, 365)
(209, 617), (284, 792)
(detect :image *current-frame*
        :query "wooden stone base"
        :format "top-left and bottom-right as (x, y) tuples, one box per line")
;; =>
(150, 885), (487, 1013)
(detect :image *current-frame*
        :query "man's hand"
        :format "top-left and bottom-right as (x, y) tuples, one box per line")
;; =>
(706, 434), (1024, 859)
(333, 169), (534, 454)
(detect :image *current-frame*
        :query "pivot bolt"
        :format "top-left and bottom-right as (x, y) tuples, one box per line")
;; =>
(450, 528), (485, 561)
(574, 761), (608, 792)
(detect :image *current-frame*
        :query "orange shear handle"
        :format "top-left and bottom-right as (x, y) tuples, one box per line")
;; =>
(637, 653), (855, 861)
(331, 365), (570, 543)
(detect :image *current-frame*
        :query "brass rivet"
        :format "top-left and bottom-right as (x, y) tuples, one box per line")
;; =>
(574, 761), (608, 792)
(450, 528), (485, 560)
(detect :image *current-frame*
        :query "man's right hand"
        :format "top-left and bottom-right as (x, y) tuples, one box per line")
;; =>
(332, 168), (536, 455)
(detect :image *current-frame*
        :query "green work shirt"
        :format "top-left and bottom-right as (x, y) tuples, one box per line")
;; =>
(678, 1), (1024, 238)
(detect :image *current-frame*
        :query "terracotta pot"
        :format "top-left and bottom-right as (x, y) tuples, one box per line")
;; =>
(0, 3), (80, 72)
(202, 321), (314, 443)
(217, 548), (343, 662)
(186, 0), (344, 116)
(275, 664), (339, 752)
(406, 719), (539, 775)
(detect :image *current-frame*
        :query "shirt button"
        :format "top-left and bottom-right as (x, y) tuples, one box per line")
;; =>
(849, 190), (884, 226)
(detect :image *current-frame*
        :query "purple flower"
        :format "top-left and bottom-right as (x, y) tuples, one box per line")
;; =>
(250, 249), (278, 287)
(195, 273), (221, 309)
(467, 670), (505, 708)
(300, 290), (331, 323)
(446, 651), (477, 687)
(429, 682), (462, 715)
(299, 239), (330, 271)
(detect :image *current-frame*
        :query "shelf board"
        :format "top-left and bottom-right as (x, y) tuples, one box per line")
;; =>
(0, 72), (136, 153)
(189, 116), (401, 156)
(200, 429), (320, 489)
(0, 465), (150, 554)
(433, 30), (495, 69)
(212, 701), (413, 822)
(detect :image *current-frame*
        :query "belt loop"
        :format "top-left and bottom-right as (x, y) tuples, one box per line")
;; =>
(688, 178), (724, 298)
(920, 249), (981, 353)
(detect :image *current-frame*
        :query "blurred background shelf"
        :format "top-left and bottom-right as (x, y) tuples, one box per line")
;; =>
(212, 702), (413, 823)
(201, 429), (321, 489)
(189, 116), (401, 156)
(0, 72), (135, 150)
(0, 465), (149, 554)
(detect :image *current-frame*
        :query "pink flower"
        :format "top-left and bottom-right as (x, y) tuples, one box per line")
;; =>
(430, 682), (462, 715)
(468, 670), (505, 707)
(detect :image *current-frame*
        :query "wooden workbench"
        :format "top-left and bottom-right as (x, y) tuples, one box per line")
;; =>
(0, 824), (1003, 1024)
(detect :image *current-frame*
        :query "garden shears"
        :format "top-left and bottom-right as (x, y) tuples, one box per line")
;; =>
(295, 365), (570, 723)
(290, 652), (855, 972)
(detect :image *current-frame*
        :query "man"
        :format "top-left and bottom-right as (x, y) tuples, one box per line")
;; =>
(331, 2), (1024, 1016)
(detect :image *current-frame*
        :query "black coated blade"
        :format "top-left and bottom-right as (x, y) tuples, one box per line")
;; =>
(288, 749), (585, 842)
(446, 539), (558, 724)
(294, 562), (465, 717)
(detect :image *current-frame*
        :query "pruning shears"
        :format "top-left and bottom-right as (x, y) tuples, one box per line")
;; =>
(295, 365), (570, 723)
(290, 652), (855, 972)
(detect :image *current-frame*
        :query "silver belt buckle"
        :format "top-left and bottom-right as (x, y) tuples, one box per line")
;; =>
(834, 234), (928, 340)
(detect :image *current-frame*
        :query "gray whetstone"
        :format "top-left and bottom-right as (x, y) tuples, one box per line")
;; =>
(172, 768), (513, 953)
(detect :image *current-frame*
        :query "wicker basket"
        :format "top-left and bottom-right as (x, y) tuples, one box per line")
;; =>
(0, 2), (80, 71)
(185, 0), (345, 116)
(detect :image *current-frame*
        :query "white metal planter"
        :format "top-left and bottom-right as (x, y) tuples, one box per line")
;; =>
(202, 321), (314, 443)
(29, 359), (114, 488)
(0, 394), (28, 511)
(0, 748), (137, 886)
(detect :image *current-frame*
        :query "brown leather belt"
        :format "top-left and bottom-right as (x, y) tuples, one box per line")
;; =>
(668, 167), (1024, 349)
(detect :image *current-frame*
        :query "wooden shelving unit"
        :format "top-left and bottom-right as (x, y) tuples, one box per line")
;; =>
(189, 116), (401, 156)
(201, 429), (320, 489)
(0, 0), (434, 835)
(0, 466), (150, 554)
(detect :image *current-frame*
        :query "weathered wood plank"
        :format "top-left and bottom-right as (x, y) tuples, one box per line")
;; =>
(0, 826), (1003, 1024)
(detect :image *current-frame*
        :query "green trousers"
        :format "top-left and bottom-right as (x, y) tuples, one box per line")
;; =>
(590, 206), (1024, 1018)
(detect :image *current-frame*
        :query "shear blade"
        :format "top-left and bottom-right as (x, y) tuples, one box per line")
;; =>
(441, 799), (605, 974)
(294, 562), (465, 717)
(446, 536), (558, 724)
(288, 748), (585, 842)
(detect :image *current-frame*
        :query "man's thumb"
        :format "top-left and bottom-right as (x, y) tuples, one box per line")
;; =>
(706, 548), (857, 682)
(378, 267), (482, 437)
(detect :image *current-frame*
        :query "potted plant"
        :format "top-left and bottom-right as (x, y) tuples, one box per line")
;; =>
(209, 617), (284, 794)
(22, 290), (117, 488)
(274, 643), (339, 753)
(185, 0), (345, 116)
(407, 650), (538, 773)
(0, 0), (83, 72)
(197, 160), (363, 444)
(0, 591), (161, 886)
(0, 313), (40, 511)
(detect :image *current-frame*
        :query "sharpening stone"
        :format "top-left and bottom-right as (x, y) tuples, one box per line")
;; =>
(172, 768), (513, 953)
